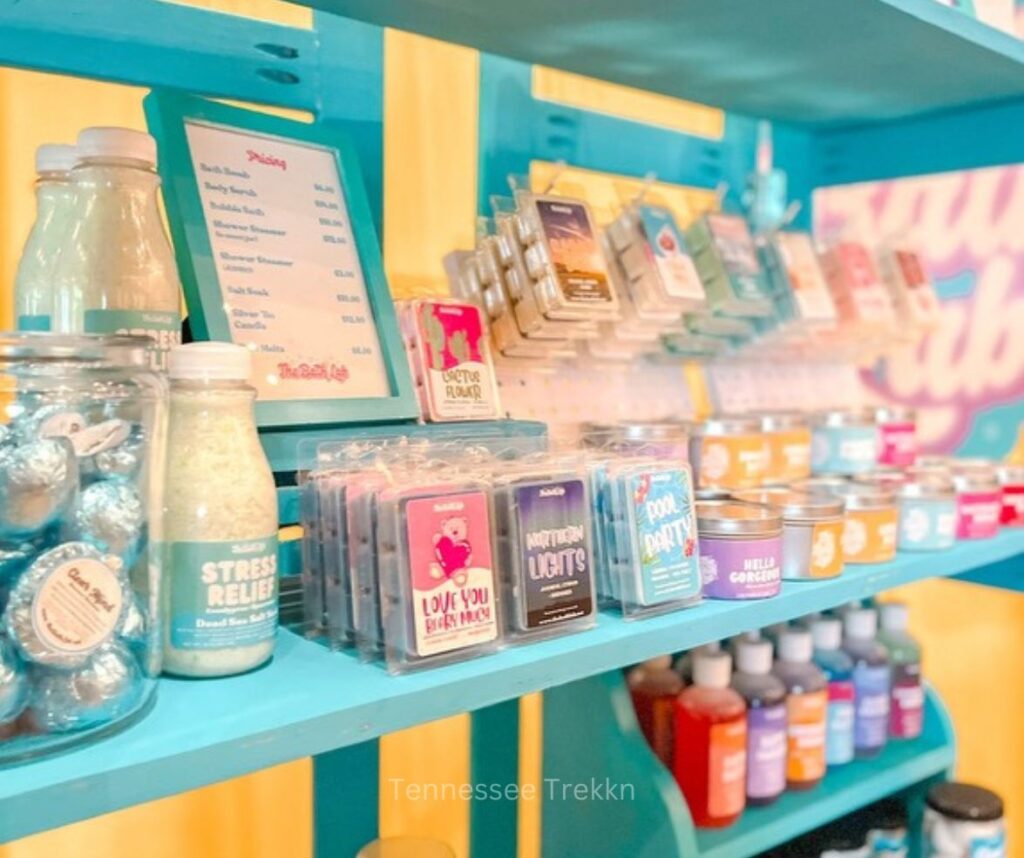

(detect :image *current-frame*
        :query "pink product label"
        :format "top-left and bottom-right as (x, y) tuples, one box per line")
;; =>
(1001, 485), (1024, 526)
(957, 490), (1002, 539)
(890, 663), (924, 739)
(878, 422), (917, 467)
(746, 705), (787, 800)
(406, 491), (498, 657)
(698, 534), (782, 600)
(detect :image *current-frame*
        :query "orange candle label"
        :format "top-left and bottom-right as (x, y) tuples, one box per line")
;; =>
(841, 508), (898, 563)
(696, 435), (768, 488)
(707, 719), (747, 819)
(809, 520), (844, 578)
(766, 429), (812, 483)
(786, 690), (827, 783)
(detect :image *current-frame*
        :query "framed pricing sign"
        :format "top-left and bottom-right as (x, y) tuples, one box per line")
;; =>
(144, 92), (417, 428)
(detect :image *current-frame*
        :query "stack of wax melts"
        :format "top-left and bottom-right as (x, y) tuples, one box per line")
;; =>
(0, 333), (166, 759)
(398, 298), (503, 422)
(876, 245), (942, 337)
(818, 240), (896, 345)
(758, 231), (838, 342)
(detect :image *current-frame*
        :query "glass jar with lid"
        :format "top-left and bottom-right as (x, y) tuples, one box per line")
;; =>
(924, 782), (1005, 858)
(0, 332), (167, 762)
(52, 127), (182, 371)
(14, 144), (79, 333)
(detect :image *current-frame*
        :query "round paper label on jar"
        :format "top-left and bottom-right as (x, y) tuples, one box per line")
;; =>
(31, 557), (124, 654)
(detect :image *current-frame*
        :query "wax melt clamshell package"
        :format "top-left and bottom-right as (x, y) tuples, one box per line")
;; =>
(492, 459), (596, 641)
(0, 333), (166, 762)
(599, 459), (701, 619)
(686, 212), (773, 318)
(876, 245), (941, 334)
(759, 231), (838, 334)
(819, 241), (896, 336)
(398, 298), (502, 422)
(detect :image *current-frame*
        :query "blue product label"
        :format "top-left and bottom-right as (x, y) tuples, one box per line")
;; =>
(170, 537), (279, 649)
(812, 425), (879, 474)
(969, 833), (1005, 858)
(871, 831), (908, 856)
(853, 663), (891, 751)
(17, 314), (50, 331)
(899, 498), (957, 550)
(84, 308), (181, 372)
(629, 469), (700, 606)
(826, 679), (856, 766)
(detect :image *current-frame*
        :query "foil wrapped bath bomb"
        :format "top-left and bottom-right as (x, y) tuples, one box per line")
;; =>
(90, 431), (145, 481)
(0, 438), (78, 539)
(0, 636), (28, 725)
(66, 480), (144, 567)
(22, 405), (89, 443)
(5, 542), (129, 668)
(26, 642), (143, 733)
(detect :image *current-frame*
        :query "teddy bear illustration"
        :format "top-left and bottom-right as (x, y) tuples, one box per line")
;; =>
(430, 516), (472, 586)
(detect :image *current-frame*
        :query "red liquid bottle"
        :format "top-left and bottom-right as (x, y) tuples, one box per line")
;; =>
(673, 649), (748, 828)
(629, 656), (684, 767)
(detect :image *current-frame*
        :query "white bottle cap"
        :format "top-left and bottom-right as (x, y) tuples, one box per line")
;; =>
(36, 144), (77, 174)
(168, 342), (252, 382)
(76, 127), (157, 166)
(844, 607), (878, 639)
(735, 638), (773, 675)
(642, 655), (672, 671)
(811, 617), (842, 651)
(778, 629), (813, 663)
(692, 650), (732, 689)
(879, 602), (909, 632)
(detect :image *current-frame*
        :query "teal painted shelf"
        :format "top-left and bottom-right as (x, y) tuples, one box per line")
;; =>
(2, 531), (1020, 843)
(293, 0), (1024, 125)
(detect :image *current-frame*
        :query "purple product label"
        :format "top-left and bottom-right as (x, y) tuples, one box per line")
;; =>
(890, 662), (924, 739)
(853, 663), (891, 751)
(746, 704), (787, 800)
(699, 535), (782, 599)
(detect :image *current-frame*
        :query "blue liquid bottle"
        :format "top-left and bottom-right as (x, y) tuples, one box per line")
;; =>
(843, 607), (891, 759)
(810, 616), (855, 767)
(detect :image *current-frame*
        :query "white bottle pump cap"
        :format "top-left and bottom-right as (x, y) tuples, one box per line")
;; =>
(36, 144), (78, 174)
(642, 655), (672, 672)
(811, 617), (842, 651)
(168, 342), (252, 382)
(735, 638), (773, 675)
(844, 607), (878, 639)
(77, 127), (157, 166)
(879, 602), (908, 633)
(778, 629), (813, 663)
(692, 650), (732, 689)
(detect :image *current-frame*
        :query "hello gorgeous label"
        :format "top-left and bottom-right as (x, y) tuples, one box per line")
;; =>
(406, 492), (497, 657)
(700, 534), (782, 600)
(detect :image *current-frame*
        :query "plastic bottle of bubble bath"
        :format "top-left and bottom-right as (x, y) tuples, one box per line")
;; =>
(876, 602), (924, 740)
(163, 343), (278, 677)
(53, 127), (181, 369)
(731, 637), (787, 806)
(773, 628), (828, 791)
(629, 656), (683, 766)
(843, 608), (891, 759)
(15, 144), (78, 331)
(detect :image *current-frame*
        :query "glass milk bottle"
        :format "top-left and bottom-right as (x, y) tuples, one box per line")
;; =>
(14, 144), (78, 331)
(163, 342), (279, 677)
(53, 127), (181, 370)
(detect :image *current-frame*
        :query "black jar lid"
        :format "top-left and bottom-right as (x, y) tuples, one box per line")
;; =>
(866, 797), (908, 830)
(816, 815), (871, 851)
(927, 782), (1004, 821)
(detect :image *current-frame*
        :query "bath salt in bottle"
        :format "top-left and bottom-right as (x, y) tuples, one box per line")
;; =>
(163, 342), (278, 677)
(628, 656), (683, 767)
(673, 649), (747, 828)
(811, 616), (856, 767)
(54, 127), (181, 369)
(876, 602), (923, 740)
(773, 628), (828, 790)
(15, 144), (78, 332)
(731, 637), (787, 806)
(843, 608), (891, 758)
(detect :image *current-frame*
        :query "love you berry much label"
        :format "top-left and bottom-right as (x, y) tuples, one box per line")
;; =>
(406, 491), (498, 657)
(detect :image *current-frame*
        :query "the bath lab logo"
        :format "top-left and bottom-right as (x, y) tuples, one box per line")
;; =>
(818, 165), (1024, 456)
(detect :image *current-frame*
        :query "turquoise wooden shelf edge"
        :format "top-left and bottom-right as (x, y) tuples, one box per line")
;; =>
(1, 531), (1018, 844)
(541, 672), (955, 858)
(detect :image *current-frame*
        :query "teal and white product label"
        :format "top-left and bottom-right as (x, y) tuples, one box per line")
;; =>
(638, 205), (703, 302)
(628, 469), (700, 606)
(870, 829), (908, 856)
(969, 833), (1006, 858)
(853, 663), (891, 752)
(17, 314), (50, 332)
(811, 424), (879, 474)
(826, 678), (856, 766)
(84, 309), (182, 371)
(169, 537), (278, 649)
(898, 497), (957, 550)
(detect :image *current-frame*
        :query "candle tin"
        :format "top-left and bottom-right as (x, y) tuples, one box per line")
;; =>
(695, 501), (783, 599)
(688, 416), (768, 489)
(851, 469), (908, 492)
(581, 421), (689, 462)
(811, 409), (879, 475)
(829, 484), (898, 564)
(950, 462), (1002, 540)
(896, 474), (957, 551)
(760, 412), (812, 484)
(875, 406), (917, 468)
(998, 464), (1024, 527)
(732, 489), (845, 580)
(792, 475), (850, 494)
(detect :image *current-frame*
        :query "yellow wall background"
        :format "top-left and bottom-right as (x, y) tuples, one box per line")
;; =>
(1, 3), (1022, 857)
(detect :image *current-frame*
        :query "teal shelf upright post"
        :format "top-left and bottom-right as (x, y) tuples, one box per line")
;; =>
(469, 700), (521, 858)
(314, 741), (381, 858)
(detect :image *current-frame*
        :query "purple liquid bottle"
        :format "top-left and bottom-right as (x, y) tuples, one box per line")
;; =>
(731, 637), (787, 806)
(843, 607), (891, 759)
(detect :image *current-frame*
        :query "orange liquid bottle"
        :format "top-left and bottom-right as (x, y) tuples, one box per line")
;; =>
(673, 649), (748, 828)
(629, 656), (684, 767)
